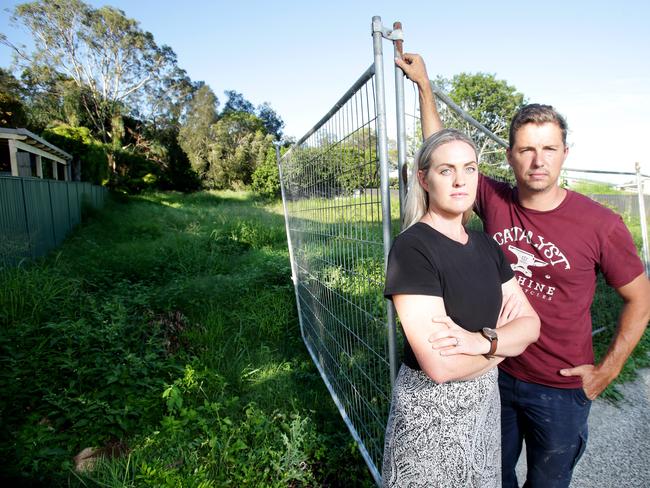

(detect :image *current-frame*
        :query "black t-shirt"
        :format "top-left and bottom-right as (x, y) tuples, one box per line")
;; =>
(384, 222), (514, 370)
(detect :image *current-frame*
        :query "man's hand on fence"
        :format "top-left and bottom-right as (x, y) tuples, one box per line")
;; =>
(395, 53), (429, 87)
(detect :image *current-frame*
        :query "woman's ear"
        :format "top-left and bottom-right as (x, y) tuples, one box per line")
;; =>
(417, 169), (429, 192)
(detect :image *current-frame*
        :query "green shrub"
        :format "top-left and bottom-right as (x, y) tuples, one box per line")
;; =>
(251, 146), (281, 198)
(42, 124), (110, 184)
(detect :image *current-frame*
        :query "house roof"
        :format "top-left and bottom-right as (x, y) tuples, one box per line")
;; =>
(0, 127), (72, 161)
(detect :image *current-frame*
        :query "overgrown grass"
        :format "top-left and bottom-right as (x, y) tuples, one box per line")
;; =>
(1, 189), (647, 486)
(567, 180), (628, 195)
(0, 190), (374, 487)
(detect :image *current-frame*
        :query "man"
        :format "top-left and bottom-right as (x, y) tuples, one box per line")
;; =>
(396, 53), (650, 488)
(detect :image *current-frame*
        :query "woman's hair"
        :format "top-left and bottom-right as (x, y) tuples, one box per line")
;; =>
(402, 128), (478, 230)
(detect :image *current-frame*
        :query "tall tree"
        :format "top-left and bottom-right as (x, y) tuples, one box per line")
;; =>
(4, 0), (179, 144)
(257, 102), (284, 140)
(178, 84), (219, 178)
(140, 67), (195, 130)
(207, 112), (273, 189)
(221, 90), (255, 115)
(435, 73), (525, 174)
(222, 91), (285, 140)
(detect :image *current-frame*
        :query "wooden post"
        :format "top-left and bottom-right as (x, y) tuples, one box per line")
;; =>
(8, 139), (18, 176)
(36, 155), (43, 178)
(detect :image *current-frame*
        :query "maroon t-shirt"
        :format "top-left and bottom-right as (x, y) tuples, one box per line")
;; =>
(476, 174), (644, 388)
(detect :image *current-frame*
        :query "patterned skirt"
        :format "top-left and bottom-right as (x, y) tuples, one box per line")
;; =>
(382, 364), (501, 488)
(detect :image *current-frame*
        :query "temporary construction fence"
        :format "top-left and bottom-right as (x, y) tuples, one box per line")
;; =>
(0, 176), (108, 267)
(278, 17), (400, 483)
(277, 16), (649, 484)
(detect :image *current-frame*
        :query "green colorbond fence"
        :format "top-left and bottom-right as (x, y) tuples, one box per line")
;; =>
(0, 176), (107, 266)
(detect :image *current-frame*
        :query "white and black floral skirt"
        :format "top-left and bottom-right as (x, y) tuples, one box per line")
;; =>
(382, 364), (501, 488)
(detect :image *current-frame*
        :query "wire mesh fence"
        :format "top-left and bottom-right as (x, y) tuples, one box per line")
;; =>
(279, 64), (394, 483)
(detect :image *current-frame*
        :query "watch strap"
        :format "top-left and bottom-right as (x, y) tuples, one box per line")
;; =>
(481, 328), (498, 358)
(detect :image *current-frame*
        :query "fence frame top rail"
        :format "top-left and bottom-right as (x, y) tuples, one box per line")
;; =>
(288, 65), (376, 153)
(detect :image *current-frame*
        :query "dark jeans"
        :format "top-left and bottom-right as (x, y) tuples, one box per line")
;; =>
(499, 369), (592, 488)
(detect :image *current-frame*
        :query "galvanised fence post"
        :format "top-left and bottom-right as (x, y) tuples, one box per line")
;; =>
(636, 162), (649, 275)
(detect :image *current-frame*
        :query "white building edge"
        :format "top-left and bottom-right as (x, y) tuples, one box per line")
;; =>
(0, 127), (77, 181)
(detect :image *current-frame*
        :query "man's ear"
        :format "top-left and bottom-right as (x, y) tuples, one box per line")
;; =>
(506, 147), (513, 166)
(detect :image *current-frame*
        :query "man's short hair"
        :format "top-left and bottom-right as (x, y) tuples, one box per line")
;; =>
(509, 104), (568, 148)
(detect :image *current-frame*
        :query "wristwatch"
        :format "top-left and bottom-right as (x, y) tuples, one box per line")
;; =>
(480, 327), (498, 358)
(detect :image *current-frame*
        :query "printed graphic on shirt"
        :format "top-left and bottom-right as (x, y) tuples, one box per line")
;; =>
(493, 226), (571, 302)
(507, 245), (548, 277)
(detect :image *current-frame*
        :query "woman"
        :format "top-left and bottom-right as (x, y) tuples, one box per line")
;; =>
(382, 128), (539, 487)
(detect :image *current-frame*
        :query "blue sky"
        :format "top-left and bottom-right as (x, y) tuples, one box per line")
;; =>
(2, 0), (649, 177)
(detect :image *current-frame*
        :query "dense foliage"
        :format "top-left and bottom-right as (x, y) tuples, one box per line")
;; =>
(2, 0), (285, 194)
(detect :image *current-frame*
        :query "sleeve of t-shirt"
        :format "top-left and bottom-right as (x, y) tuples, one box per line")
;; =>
(383, 232), (442, 299)
(599, 217), (645, 288)
(475, 173), (512, 221)
(487, 233), (515, 284)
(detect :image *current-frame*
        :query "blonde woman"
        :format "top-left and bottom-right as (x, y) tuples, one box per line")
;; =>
(382, 128), (539, 487)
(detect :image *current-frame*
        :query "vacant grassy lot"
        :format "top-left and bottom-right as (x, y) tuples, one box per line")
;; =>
(0, 190), (647, 486)
(0, 191), (374, 487)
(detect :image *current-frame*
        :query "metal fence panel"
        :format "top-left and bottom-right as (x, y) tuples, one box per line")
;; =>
(279, 17), (649, 486)
(0, 178), (30, 265)
(0, 176), (107, 267)
(279, 63), (394, 483)
(49, 180), (72, 246)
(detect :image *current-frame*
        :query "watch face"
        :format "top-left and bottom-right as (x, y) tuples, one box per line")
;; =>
(482, 327), (497, 340)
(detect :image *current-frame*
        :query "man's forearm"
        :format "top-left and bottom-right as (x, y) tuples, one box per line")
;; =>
(418, 80), (443, 140)
(395, 53), (443, 139)
(560, 274), (650, 398)
(598, 299), (649, 380)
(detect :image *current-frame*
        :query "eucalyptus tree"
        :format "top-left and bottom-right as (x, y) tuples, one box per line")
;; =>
(4, 0), (180, 146)
(207, 111), (273, 189)
(178, 84), (220, 179)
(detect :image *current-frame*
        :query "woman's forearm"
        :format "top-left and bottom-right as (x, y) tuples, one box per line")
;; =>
(492, 314), (540, 357)
(417, 347), (502, 383)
